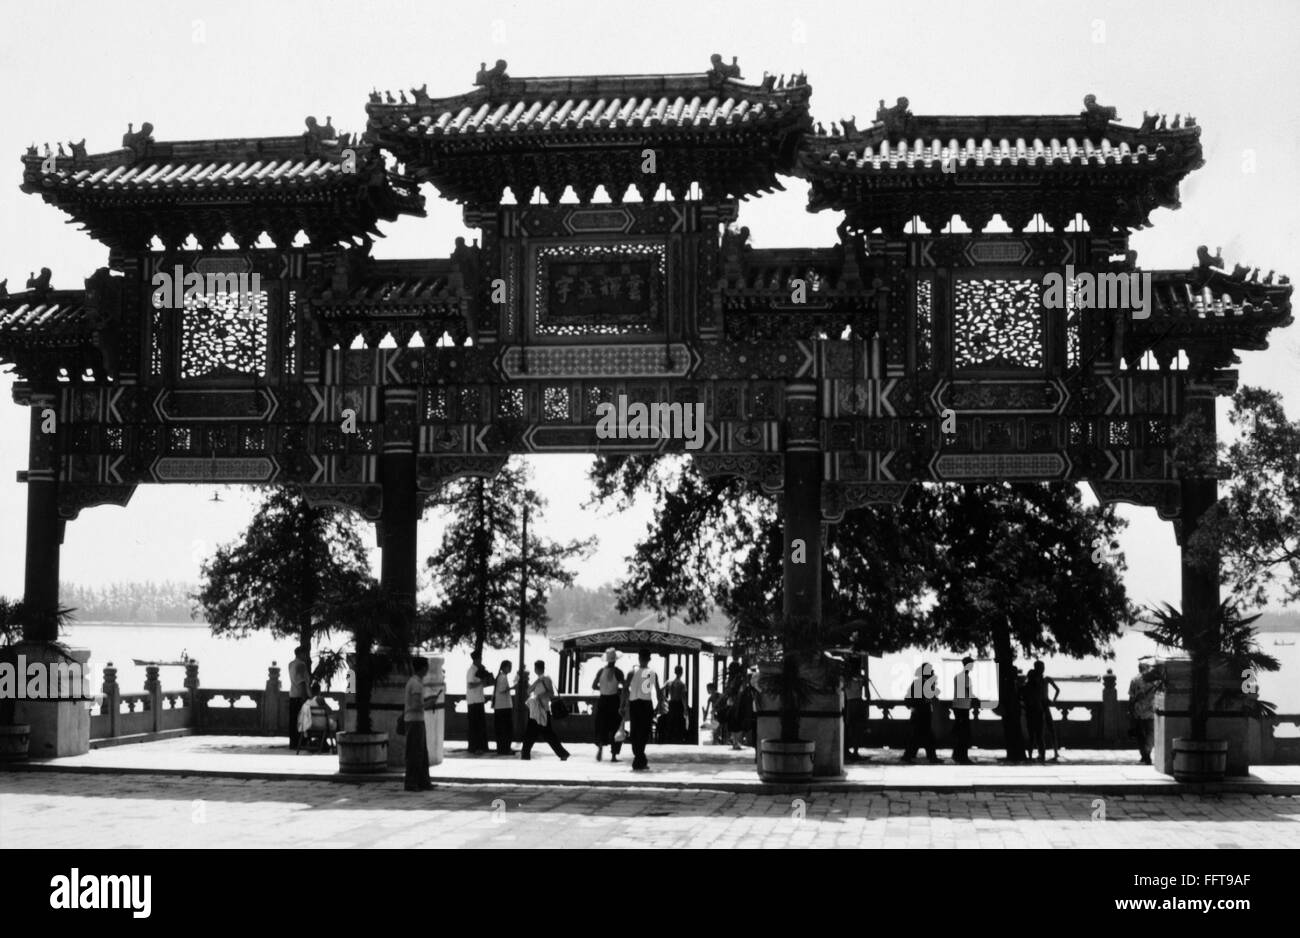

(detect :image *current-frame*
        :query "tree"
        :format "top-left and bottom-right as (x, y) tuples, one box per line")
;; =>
(922, 483), (1132, 760)
(588, 455), (940, 653)
(421, 459), (593, 655)
(590, 457), (1133, 760)
(192, 487), (371, 652)
(1191, 386), (1300, 607)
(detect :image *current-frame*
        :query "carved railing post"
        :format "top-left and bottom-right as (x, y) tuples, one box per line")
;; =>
(184, 660), (200, 731)
(102, 662), (119, 739)
(1101, 669), (1121, 742)
(144, 665), (162, 733)
(265, 662), (282, 735)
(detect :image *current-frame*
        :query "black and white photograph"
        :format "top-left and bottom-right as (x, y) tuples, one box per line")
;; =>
(0, 0), (1296, 917)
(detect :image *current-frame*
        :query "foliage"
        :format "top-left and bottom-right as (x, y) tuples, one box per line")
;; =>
(0, 598), (76, 648)
(1141, 599), (1280, 740)
(421, 459), (593, 655)
(192, 487), (370, 650)
(0, 598), (77, 724)
(317, 574), (415, 734)
(588, 455), (937, 652)
(1142, 599), (1280, 675)
(923, 483), (1133, 759)
(59, 581), (195, 623)
(755, 615), (851, 743)
(1187, 387), (1300, 607)
(590, 455), (1133, 760)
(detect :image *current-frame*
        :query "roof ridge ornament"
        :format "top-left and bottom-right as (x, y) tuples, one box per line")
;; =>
(474, 59), (510, 99)
(707, 53), (742, 87)
(1082, 94), (1117, 137)
(875, 97), (911, 136)
(25, 268), (52, 301)
(121, 122), (154, 162)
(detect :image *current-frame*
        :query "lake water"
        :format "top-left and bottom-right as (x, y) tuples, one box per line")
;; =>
(61, 622), (1300, 713)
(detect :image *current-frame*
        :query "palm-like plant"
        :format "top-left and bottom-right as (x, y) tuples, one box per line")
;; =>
(0, 598), (78, 724)
(1142, 599), (1280, 740)
(317, 576), (414, 734)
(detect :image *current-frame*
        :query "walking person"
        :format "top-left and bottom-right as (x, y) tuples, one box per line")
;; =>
(521, 661), (569, 761)
(901, 662), (941, 763)
(1128, 660), (1158, 764)
(404, 658), (432, 792)
(1032, 660), (1062, 761)
(723, 667), (753, 750)
(625, 648), (660, 770)
(465, 650), (491, 755)
(287, 645), (311, 750)
(591, 647), (625, 762)
(951, 656), (979, 764)
(664, 665), (689, 743)
(493, 660), (515, 756)
(703, 682), (723, 744)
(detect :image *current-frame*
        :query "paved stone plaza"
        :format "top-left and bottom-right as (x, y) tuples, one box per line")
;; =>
(2, 771), (1298, 849)
(3, 737), (1299, 848)
(12, 736), (1300, 793)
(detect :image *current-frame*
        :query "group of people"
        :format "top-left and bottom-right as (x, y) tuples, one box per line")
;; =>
(286, 645), (337, 751)
(900, 657), (1062, 764)
(413, 647), (688, 781)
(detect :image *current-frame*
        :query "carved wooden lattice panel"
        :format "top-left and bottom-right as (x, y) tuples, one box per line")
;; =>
(915, 277), (933, 370)
(953, 278), (1043, 371)
(179, 290), (269, 380)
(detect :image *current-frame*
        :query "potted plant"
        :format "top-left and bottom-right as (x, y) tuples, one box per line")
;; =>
(1143, 599), (1279, 781)
(320, 577), (414, 774)
(755, 615), (842, 782)
(0, 599), (78, 761)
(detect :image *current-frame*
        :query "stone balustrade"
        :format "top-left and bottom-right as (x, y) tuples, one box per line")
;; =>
(83, 661), (1300, 763)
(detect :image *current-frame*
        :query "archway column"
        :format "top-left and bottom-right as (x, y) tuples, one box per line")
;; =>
(15, 386), (90, 757)
(757, 381), (844, 777)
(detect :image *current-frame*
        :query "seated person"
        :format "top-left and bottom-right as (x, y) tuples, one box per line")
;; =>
(297, 681), (338, 743)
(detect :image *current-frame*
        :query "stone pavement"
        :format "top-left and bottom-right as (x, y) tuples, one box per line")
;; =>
(1, 771), (1297, 848)
(10, 735), (1300, 794)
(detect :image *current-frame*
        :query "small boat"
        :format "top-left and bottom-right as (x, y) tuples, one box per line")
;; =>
(1274, 639), (1296, 647)
(132, 650), (194, 667)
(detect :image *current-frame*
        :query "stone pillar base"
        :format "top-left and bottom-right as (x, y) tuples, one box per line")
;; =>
(756, 688), (846, 779)
(7, 643), (92, 758)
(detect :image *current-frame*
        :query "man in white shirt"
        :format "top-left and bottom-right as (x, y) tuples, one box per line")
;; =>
(951, 656), (979, 764)
(624, 648), (661, 771)
(404, 658), (431, 791)
(287, 645), (311, 750)
(493, 660), (516, 756)
(466, 650), (490, 755)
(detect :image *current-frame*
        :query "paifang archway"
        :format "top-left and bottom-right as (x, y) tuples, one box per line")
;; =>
(2, 59), (1292, 763)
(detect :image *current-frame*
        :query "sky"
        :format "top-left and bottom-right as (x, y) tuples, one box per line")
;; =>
(0, 0), (1297, 612)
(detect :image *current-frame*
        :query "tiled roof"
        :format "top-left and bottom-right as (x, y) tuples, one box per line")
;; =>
(1149, 269), (1292, 322)
(23, 135), (373, 196)
(801, 112), (1202, 176)
(367, 72), (811, 141)
(318, 276), (458, 310)
(809, 136), (1174, 172)
(311, 260), (464, 316)
(0, 292), (93, 343)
